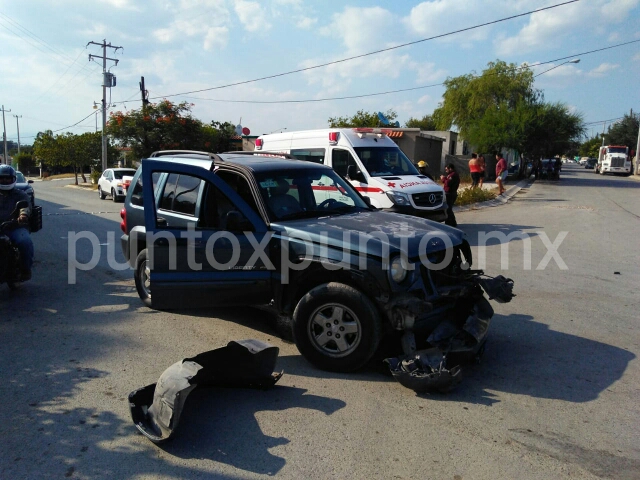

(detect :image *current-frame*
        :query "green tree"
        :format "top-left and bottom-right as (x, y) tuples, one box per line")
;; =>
(433, 60), (540, 152)
(33, 130), (64, 171)
(13, 152), (34, 173)
(604, 113), (639, 149)
(108, 100), (235, 159)
(405, 114), (437, 130)
(579, 136), (602, 158)
(328, 109), (398, 128)
(522, 102), (585, 159)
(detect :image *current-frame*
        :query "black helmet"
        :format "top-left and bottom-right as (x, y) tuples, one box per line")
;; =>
(0, 165), (17, 191)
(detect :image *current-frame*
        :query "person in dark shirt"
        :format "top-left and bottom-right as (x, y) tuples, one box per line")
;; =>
(0, 165), (33, 280)
(440, 163), (460, 227)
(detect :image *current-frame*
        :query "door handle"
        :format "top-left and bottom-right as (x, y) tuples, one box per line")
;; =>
(157, 217), (167, 227)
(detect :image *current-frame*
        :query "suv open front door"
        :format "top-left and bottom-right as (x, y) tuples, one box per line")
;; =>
(141, 159), (273, 310)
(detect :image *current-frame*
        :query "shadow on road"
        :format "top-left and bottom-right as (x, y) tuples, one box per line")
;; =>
(163, 386), (346, 475)
(423, 313), (635, 406)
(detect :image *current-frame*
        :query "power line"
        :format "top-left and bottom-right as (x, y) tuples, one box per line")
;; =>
(148, 0), (581, 100)
(161, 39), (640, 105)
(0, 13), (76, 66)
(21, 25), (638, 139)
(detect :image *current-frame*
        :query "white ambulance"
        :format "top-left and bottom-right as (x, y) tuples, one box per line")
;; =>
(255, 128), (447, 222)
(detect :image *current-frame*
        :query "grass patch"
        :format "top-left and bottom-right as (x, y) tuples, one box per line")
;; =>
(456, 187), (497, 206)
(42, 173), (79, 181)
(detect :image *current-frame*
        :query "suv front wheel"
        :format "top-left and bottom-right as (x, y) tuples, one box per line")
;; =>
(292, 282), (382, 372)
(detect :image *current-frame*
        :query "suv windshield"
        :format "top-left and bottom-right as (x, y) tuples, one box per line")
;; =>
(353, 147), (419, 177)
(254, 167), (369, 221)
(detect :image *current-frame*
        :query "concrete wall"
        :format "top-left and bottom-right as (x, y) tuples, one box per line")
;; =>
(424, 131), (459, 172)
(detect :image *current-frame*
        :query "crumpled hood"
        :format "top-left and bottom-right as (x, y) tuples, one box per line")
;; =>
(272, 210), (465, 259)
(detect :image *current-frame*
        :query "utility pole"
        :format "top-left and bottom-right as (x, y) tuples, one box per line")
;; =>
(13, 115), (22, 155)
(139, 76), (149, 157)
(1, 105), (10, 165)
(88, 40), (122, 171)
(636, 114), (640, 175)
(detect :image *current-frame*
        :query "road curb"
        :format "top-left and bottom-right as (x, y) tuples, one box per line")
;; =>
(454, 177), (533, 213)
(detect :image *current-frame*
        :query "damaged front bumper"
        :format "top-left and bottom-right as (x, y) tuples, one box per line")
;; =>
(128, 339), (283, 443)
(385, 275), (514, 393)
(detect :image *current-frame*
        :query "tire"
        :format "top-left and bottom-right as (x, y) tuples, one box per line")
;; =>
(134, 249), (152, 308)
(98, 186), (105, 200)
(111, 188), (118, 202)
(292, 282), (382, 372)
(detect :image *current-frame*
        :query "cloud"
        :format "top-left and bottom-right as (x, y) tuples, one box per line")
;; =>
(152, 0), (230, 50)
(587, 62), (620, 77)
(234, 0), (270, 31)
(496, 0), (640, 55)
(404, 0), (504, 45)
(410, 61), (447, 83)
(295, 16), (317, 29)
(320, 6), (399, 54)
(97, 0), (140, 10)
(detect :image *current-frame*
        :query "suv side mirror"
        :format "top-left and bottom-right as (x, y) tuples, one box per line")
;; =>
(347, 165), (365, 183)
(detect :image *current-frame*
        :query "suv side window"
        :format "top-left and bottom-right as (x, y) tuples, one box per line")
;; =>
(199, 182), (254, 232)
(332, 149), (357, 177)
(159, 174), (179, 211)
(130, 172), (160, 207)
(173, 175), (202, 216)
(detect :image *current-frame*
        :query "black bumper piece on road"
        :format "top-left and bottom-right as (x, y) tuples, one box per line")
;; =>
(128, 339), (283, 443)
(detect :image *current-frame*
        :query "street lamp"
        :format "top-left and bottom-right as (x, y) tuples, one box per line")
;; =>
(534, 58), (580, 78)
(93, 102), (99, 132)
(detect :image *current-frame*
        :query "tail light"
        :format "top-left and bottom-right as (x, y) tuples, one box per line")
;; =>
(120, 208), (127, 233)
(255, 138), (263, 150)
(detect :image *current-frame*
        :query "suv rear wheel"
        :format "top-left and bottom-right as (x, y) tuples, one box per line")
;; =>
(292, 282), (381, 372)
(134, 249), (152, 307)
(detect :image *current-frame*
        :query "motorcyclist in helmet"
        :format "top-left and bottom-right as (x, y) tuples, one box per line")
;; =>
(0, 165), (34, 280)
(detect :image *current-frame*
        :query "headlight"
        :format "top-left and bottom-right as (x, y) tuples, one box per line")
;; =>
(390, 256), (407, 283)
(386, 191), (411, 206)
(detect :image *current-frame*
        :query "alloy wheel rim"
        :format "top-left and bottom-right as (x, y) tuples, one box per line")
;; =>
(307, 303), (361, 358)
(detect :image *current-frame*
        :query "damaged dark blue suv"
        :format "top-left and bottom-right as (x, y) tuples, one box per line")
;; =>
(120, 151), (513, 381)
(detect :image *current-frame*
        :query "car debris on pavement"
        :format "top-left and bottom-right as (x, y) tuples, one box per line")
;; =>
(128, 339), (283, 443)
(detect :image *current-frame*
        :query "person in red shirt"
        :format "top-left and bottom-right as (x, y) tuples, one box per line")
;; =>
(495, 153), (507, 195)
(468, 153), (481, 188)
(440, 163), (460, 227)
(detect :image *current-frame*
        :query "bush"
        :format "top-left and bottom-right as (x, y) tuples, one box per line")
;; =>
(456, 187), (496, 206)
(90, 169), (102, 184)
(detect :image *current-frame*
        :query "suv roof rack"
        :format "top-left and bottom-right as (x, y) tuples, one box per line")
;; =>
(150, 150), (218, 159)
(223, 151), (296, 160)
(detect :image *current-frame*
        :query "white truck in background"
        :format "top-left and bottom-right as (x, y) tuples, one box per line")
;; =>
(595, 145), (631, 175)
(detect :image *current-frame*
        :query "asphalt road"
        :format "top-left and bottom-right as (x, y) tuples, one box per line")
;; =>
(1, 165), (638, 479)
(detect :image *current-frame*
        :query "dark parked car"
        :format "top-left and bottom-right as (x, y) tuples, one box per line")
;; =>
(585, 158), (597, 169)
(119, 151), (513, 375)
(15, 171), (35, 207)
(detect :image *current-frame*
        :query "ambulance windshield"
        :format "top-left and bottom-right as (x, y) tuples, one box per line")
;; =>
(353, 147), (420, 177)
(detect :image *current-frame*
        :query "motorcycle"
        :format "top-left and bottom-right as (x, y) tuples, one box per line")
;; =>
(0, 200), (30, 290)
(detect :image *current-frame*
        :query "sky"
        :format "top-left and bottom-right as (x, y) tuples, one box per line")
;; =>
(1, 0), (639, 146)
